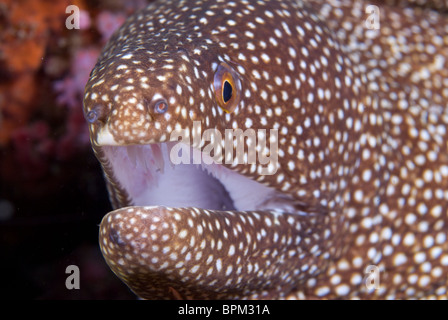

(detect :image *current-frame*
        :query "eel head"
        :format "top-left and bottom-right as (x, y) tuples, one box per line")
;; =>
(83, 0), (365, 299)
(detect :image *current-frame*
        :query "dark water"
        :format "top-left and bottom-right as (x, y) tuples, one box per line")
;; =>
(0, 0), (151, 299)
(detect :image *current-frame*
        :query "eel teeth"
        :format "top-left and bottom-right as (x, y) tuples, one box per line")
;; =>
(127, 145), (139, 167)
(151, 143), (165, 174)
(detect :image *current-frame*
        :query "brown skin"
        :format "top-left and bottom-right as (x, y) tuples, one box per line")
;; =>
(84, 0), (448, 299)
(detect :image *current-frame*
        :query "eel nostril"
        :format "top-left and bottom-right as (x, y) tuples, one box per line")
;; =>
(109, 227), (126, 246)
(85, 104), (107, 124)
(86, 110), (99, 123)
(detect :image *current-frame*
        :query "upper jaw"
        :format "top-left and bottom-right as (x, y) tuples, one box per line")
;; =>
(93, 123), (170, 147)
(96, 125), (118, 146)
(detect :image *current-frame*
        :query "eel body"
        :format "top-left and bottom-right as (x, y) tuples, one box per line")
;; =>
(83, 0), (448, 299)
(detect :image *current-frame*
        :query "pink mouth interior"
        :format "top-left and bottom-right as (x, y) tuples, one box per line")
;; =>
(102, 142), (303, 214)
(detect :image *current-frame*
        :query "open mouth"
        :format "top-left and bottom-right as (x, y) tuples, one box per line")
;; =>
(98, 141), (324, 299)
(101, 142), (304, 215)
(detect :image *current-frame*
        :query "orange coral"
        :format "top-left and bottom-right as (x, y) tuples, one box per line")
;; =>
(0, 0), (69, 73)
(0, 0), (69, 145)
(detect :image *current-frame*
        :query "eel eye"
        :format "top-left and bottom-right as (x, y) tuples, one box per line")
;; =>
(213, 62), (241, 113)
(154, 99), (168, 114)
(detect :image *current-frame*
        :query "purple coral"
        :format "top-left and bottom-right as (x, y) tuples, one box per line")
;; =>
(79, 10), (92, 30)
(51, 46), (101, 160)
(96, 11), (127, 43)
(53, 48), (100, 110)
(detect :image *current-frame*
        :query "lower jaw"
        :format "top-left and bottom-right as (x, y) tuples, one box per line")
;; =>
(99, 204), (324, 299)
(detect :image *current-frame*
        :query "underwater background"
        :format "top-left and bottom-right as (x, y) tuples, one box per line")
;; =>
(0, 0), (155, 299)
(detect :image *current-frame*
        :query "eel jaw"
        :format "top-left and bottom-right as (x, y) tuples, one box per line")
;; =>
(97, 142), (327, 299)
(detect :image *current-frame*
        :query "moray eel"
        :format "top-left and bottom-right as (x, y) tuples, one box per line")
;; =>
(83, 0), (448, 299)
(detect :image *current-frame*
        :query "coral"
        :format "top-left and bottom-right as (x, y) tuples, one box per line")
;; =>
(0, 0), (151, 300)
(0, 0), (67, 145)
(0, 0), (68, 74)
(96, 11), (127, 43)
(78, 9), (92, 30)
(53, 48), (100, 109)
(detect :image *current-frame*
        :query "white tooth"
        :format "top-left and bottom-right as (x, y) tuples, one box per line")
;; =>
(166, 142), (176, 169)
(161, 143), (174, 170)
(151, 144), (165, 174)
(135, 146), (145, 170)
(142, 147), (152, 172)
(127, 145), (138, 166)
(141, 146), (159, 187)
